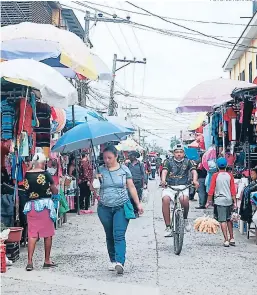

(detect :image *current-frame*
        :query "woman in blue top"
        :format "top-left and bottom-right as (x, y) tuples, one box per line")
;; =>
(97, 145), (144, 275)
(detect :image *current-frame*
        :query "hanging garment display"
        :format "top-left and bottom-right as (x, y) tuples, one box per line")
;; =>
(211, 113), (222, 146)
(19, 131), (29, 157)
(223, 107), (237, 141)
(240, 100), (254, 143)
(203, 123), (212, 150)
(16, 98), (33, 136)
(34, 102), (51, 147)
(1, 98), (15, 140)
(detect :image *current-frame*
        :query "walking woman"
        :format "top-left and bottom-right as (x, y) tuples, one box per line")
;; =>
(78, 152), (93, 213)
(23, 153), (58, 271)
(97, 145), (144, 275)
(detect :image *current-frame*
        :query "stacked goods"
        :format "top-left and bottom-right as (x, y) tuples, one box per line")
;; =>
(194, 215), (220, 234)
(0, 244), (6, 273)
(6, 242), (20, 262)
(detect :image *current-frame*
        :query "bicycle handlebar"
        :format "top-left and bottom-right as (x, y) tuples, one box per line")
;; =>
(166, 184), (193, 192)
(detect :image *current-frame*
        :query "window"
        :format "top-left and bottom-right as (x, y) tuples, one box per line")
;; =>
(249, 61), (252, 83)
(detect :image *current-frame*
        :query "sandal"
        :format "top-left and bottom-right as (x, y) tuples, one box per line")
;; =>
(43, 262), (57, 269)
(26, 264), (34, 271)
(229, 239), (236, 246)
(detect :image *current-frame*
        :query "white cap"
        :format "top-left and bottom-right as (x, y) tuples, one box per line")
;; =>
(32, 153), (46, 163)
(172, 144), (184, 152)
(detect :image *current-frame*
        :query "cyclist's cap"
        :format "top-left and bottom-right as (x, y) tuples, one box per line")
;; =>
(217, 157), (227, 169)
(173, 144), (184, 152)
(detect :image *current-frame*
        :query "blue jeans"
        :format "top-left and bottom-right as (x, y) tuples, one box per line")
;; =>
(97, 203), (129, 265)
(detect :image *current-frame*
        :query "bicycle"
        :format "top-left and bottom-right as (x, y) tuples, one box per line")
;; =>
(167, 184), (193, 255)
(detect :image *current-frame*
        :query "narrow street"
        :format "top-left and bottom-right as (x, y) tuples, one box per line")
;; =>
(2, 179), (257, 295)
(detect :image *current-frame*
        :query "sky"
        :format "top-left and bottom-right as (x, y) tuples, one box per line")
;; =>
(61, 0), (252, 149)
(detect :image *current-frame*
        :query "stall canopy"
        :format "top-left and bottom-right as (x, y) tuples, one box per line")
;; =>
(1, 22), (98, 80)
(0, 59), (78, 108)
(43, 52), (111, 81)
(176, 78), (257, 113)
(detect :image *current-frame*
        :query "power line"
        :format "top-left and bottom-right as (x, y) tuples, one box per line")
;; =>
(80, 1), (257, 27)
(104, 22), (126, 56)
(118, 23), (135, 56)
(129, 23), (257, 53)
(118, 1), (146, 58)
(71, 1), (257, 52)
(126, 1), (257, 50)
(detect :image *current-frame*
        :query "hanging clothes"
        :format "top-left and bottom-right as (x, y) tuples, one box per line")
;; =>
(211, 113), (222, 146)
(240, 100), (254, 143)
(203, 124), (212, 150)
(11, 155), (26, 182)
(1, 98), (15, 140)
(34, 102), (51, 147)
(16, 97), (33, 136)
(19, 131), (29, 157)
(223, 107), (237, 142)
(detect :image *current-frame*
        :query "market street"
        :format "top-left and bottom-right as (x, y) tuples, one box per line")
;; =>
(2, 179), (257, 295)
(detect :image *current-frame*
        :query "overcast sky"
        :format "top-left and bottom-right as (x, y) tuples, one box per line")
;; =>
(62, 0), (252, 149)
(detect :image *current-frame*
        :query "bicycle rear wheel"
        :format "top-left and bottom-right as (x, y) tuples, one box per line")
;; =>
(173, 209), (185, 255)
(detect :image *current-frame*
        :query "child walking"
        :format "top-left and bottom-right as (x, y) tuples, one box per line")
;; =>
(206, 157), (237, 247)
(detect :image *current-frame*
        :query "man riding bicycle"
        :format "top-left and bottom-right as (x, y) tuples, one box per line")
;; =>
(161, 144), (199, 237)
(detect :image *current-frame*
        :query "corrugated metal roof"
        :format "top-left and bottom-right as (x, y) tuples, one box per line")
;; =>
(61, 8), (84, 40)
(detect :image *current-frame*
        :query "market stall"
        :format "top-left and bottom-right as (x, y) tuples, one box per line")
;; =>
(177, 78), (257, 242)
(0, 59), (78, 245)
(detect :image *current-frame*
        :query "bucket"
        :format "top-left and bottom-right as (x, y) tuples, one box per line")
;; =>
(6, 227), (23, 243)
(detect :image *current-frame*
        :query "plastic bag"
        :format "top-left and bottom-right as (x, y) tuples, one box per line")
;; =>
(93, 178), (101, 189)
(253, 211), (257, 226)
(142, 189), (149, 203)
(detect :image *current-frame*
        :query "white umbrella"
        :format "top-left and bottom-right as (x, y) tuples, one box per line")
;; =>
(0, 59), (78, 108)
(176, 78), (257, 113)
(116, 138), (144, 151)
(1, 22), (97, 80)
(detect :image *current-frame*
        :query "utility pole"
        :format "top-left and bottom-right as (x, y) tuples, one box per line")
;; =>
(109, 54), (117, 116)
(84, 10), (91, 46)
(109, 56), (147, 116)
(83, 11), (147, 116)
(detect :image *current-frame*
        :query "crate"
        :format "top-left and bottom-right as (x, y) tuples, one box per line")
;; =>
(6, 242), (19, 261)
(6, 248), (19, 260)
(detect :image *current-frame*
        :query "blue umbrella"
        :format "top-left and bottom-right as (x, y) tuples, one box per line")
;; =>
(65, 105), (105, 128)
(52, 121), (134, 153)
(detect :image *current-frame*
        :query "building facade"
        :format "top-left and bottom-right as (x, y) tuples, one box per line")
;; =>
(1, 1), (84, 40)
(223, 11), (257, 84)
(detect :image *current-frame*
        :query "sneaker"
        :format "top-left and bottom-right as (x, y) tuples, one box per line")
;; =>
(229, 239), (236, 246)
(115, 263), (124, 275)
(195, 206), (206, 209)
(224, 241), (230, 247)
(164, 227), (173, 237)
(185, 219), (191, 232)
(6, 257), (13, 266)
(108, 262), (116, 271)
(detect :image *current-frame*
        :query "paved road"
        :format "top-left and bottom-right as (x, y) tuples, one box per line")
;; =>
(2, 179), (257, 294)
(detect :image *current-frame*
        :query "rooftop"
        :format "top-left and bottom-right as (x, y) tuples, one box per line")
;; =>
(223, 11), (257, 72)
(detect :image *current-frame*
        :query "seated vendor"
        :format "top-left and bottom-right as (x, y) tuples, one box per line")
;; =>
(239, 167), (257, 224)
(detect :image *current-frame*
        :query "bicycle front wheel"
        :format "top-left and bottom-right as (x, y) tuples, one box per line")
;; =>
(173, 209), (185, 255)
